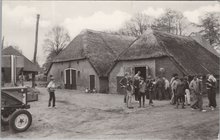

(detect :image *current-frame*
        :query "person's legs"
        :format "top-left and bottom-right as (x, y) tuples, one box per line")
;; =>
(181, 95), (185, 109)
(126, 91), (132, 108)
(126, 93), (129, 108)
(138, 93), (141, 107)
(158, 88), (162, 100)
(207, 89), (211, 107)
(176, 95), (179, 108)
(198, 94), (203, 111)
(48, 92), (52, 107)
(124, 89), (127, 103)
(135, 88), (138, 101)
(143, 94), (145, 107)
(170, 91), (174, 104)
(191, 94), (199, 109)
(149, 91), (153, 104)
(185, 89), (190, 105)
(212, 88), (217, 108)
(52, 92), (56, 107)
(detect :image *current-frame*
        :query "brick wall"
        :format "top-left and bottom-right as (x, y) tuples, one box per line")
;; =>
(48, 59), (102, 92)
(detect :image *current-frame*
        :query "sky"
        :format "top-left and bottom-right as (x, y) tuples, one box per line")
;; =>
(2, 1), (220, 66)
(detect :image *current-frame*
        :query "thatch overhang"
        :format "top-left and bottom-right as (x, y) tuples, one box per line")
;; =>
(2, 46), (40, 73)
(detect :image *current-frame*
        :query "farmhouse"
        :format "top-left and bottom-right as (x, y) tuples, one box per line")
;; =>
(109, 30), (220, 94)
(47, 29), (135, 93)
(47, 29), (219, 94)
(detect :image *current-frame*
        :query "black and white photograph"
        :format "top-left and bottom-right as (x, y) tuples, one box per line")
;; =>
(1, 0), (220, 139)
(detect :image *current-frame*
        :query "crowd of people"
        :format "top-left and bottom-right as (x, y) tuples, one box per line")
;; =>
(119, 71), (218, 111)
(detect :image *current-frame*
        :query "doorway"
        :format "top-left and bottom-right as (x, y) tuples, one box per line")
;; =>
(90, 75), (95, 90)
(134, 67), (146, 80)
(65, 68), (77, 90)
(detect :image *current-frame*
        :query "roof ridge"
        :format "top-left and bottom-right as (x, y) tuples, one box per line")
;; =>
(80, 28), (136, 39)
(115, 36), (140, 61)
(153, 32), (189, 75)
(97, 33), (117, 58)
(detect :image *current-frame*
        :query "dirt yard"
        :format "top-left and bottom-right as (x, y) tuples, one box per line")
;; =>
(1, 87), (219, 139)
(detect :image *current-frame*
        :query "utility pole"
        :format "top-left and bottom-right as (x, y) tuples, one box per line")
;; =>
(2, 36), (4, 49)
(32, 14), (40, 88)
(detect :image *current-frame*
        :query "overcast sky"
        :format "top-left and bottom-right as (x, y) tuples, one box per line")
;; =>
(2, 1), (220, 65)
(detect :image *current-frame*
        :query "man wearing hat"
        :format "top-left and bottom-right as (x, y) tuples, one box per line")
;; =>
(47, 76), (56, 108)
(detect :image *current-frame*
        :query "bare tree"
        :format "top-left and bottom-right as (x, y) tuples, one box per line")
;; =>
(153, 9), (176, 33)
(152, 9), (190, 36)
(198, 12), (220, 45)
(121, 13), (154, 37)
(43, 26), (70, 64)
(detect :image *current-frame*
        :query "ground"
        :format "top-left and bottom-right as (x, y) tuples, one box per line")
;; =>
(1, 88), (219, 140)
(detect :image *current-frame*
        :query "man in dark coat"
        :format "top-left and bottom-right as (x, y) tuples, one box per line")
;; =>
(175, 78), (185, 109)
(120, 72), (129, 103)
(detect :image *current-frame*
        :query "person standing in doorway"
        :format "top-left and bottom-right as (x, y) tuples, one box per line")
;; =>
(47, 76), (56, 108)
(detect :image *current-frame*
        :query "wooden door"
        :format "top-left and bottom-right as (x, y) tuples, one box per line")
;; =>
(65, 69), (71, 89)
(90, 75), (95, 90)
(71, 69), (77, 89)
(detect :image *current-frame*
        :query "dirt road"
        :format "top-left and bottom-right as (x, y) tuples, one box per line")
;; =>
(1, 88), (219, 139)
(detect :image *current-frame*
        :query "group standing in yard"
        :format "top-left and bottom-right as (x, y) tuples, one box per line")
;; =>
(119, 71), (218, 111)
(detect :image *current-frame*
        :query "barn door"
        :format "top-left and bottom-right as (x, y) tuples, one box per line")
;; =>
(65, 69), (71, 89)
(71, 69), (77, 89)
(90, 75), (95, 90)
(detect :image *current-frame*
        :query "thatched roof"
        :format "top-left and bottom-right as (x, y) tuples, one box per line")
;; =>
(2, 46), (40, 73)
(117, 30), (220, 75)
(190, 33), (220, 57)
(53, 29), (135, 77)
